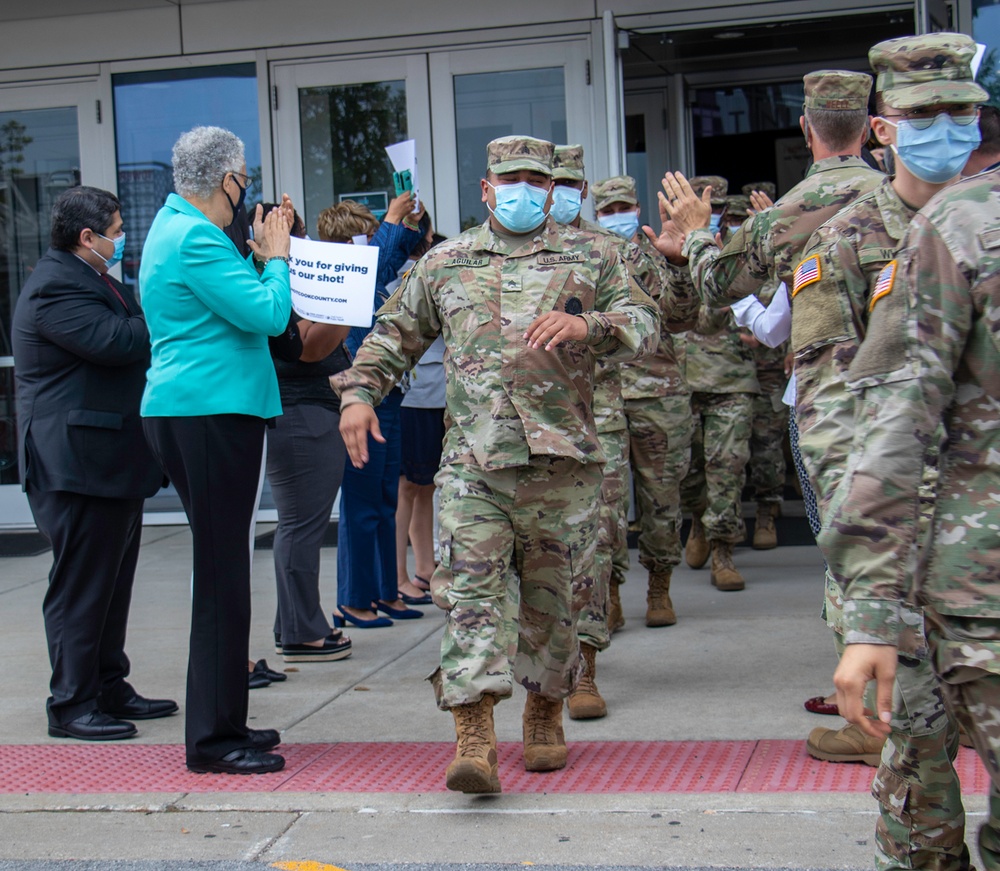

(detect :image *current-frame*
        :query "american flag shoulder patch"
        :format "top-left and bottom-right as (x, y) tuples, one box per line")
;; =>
(869, 260), (897, 312)
(792, 255), (821, 296)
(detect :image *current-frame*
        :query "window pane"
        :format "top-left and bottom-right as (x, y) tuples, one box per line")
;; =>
(973, 0), (1000, 104)
(0, 107), (80, 486)
(112, 63), (260, 290)
(454, 68), (566, 230)
(299, 81), (407, 236)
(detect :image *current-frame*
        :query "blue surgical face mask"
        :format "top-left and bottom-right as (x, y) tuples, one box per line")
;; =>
(709, 213), (723, 235)
(96, 231), (126, 268)
(487, 181), (550, 233)
(550, 186), (583, 224)
(885, 113), (981, 184)
(597, 210), (639, 240)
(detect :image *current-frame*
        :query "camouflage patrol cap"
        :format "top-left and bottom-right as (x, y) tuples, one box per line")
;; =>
(869, 33), (988, 109)
(742, 181), (776, 200)
(689, 175), (729, 205)
(592, 175), (638, 212)
(803, 70), (872, 110)
(487, 135), (554, 176)
(726, 195), (751, 219)
(552, 145), (585, 181)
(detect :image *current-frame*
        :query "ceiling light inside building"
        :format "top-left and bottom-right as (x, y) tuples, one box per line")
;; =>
(714, 30), (746, 39)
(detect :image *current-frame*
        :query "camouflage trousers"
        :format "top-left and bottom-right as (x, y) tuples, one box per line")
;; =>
(680, 391), (753, 543)
(927, 614), (1000, 871)
(429, 457), (602, 709)
(577, 429), (629, 652)
(624, 394), (693, 573)
(831, 612), (968, 871)
(748, 368), (788, 505)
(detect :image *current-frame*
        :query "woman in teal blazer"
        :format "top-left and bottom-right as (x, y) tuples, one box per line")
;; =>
(140, 126), (292, 776)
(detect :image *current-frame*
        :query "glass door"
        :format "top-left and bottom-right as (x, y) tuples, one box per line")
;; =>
(0, 81), (105, 528)
(428, 39), (597, 235)
(271, 55), (433, 238)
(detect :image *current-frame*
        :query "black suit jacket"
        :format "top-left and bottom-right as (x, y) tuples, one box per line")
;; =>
(12, 248), (163, 499)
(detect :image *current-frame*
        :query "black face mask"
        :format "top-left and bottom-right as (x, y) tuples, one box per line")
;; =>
(223, 173), (247, 228)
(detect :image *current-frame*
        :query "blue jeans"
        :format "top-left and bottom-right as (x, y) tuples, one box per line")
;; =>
(337, 387), (403, 609)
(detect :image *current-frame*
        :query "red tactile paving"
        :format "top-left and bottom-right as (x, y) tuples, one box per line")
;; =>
(0, 741), (989, 795)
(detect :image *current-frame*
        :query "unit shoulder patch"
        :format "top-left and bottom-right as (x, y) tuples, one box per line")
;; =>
(869, 260), (897, 312)
(792, 254), (821, 296)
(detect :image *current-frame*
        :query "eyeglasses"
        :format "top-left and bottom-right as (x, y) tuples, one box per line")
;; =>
(881, 108), (979, 130)
(228, 170), (250, 187)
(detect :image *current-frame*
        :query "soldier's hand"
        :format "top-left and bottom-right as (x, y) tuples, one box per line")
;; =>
(739, 332), (761, 349)
(834, 643), (897, 739)
(339, 403), (384, 468)
(748, 190), (774, 214)
(659, 172), (712, 237)
(643, 200), (687, 265)
(524, 311), (588, 350)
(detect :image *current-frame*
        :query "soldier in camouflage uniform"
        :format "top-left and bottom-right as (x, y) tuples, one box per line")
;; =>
(796, 35), (988, 871)
(825, 158), (1000, 869)
(591, 174), (699, 627)
(548, 144), (632, 719)
(656, 71), (883, 312)
(333, 136), (658, 794)
(678, 185), (760, 592)
(722, 194), (788, 551)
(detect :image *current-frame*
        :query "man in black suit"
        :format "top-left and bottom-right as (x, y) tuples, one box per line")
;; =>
(12, 186), (176, 740)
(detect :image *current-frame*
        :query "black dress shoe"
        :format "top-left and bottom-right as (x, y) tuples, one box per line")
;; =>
(48, 710), (137, 741)
(187, 747), (285, 775)
(281, 633), (352, 663)
(102, 694), (178, 720)
(248, 727), (281, 750)
(248, 670), (271, 690)
(252, 659), (287, 682)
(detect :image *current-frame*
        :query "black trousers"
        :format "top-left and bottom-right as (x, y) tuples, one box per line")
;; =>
(143, 414), (265, 765)
(28, 488), (143, 726)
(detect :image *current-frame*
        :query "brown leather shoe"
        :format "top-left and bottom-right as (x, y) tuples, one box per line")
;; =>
(806, 724), (884, 766)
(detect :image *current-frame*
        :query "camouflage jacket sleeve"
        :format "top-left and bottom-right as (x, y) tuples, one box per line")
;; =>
(582, 238), (659, 363)
(683, 212), (772, 308)
(330, 261), (442, 409)
(817, 212), (966, 646)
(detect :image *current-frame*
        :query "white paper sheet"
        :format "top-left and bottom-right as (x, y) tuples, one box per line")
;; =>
(385, 138), (420, 212)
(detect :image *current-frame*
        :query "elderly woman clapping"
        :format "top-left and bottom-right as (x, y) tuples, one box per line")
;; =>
(140, 126), (292, 775)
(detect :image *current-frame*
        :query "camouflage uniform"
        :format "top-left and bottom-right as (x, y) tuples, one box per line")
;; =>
(726, 196), (789, 521)
(680, 303), (759, 544)
(332, 138), (658, 710)
(813, 37), (990, 871)
(683, 73), (883, 310)
(591, 176), (698, 584)
(822, 166), (1000, 871)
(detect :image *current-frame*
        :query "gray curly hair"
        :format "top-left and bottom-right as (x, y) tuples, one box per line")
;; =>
(171, 126), (245, 199)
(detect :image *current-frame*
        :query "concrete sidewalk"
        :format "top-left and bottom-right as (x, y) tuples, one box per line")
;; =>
(0, 526), (989, 869)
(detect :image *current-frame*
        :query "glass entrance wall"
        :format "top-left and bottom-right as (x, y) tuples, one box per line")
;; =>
(0, 106), (80, 487)
(453, 68), (566, 230)
(298, 80), (408, 237)
(973, 0), (1000, 102)
(112, 63), (261, 293)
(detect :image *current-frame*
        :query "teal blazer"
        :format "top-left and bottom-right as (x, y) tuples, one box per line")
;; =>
(139, 194), (291, 419)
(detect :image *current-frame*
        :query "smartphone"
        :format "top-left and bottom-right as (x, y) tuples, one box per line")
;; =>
(393, 169), (413, 197)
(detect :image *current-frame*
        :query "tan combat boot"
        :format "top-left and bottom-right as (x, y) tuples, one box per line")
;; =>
(445, 695), (501, 793)
(608, 580), (625, 633)
(523, 691), (567, 771)
(685, 515), (710, 569)
(806, 724), (885, 766)
(710, 541), (745, 591)
(753, 503), (778, 550)
(567, 643), (607, 720)
(646, 570), (677, 627)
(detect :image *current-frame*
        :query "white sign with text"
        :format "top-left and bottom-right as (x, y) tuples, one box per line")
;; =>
(288, 236), (378, 327)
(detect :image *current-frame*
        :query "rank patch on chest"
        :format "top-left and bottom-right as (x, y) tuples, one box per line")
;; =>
(792, 255), (821, 296)
(869, 260), (897, 311)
